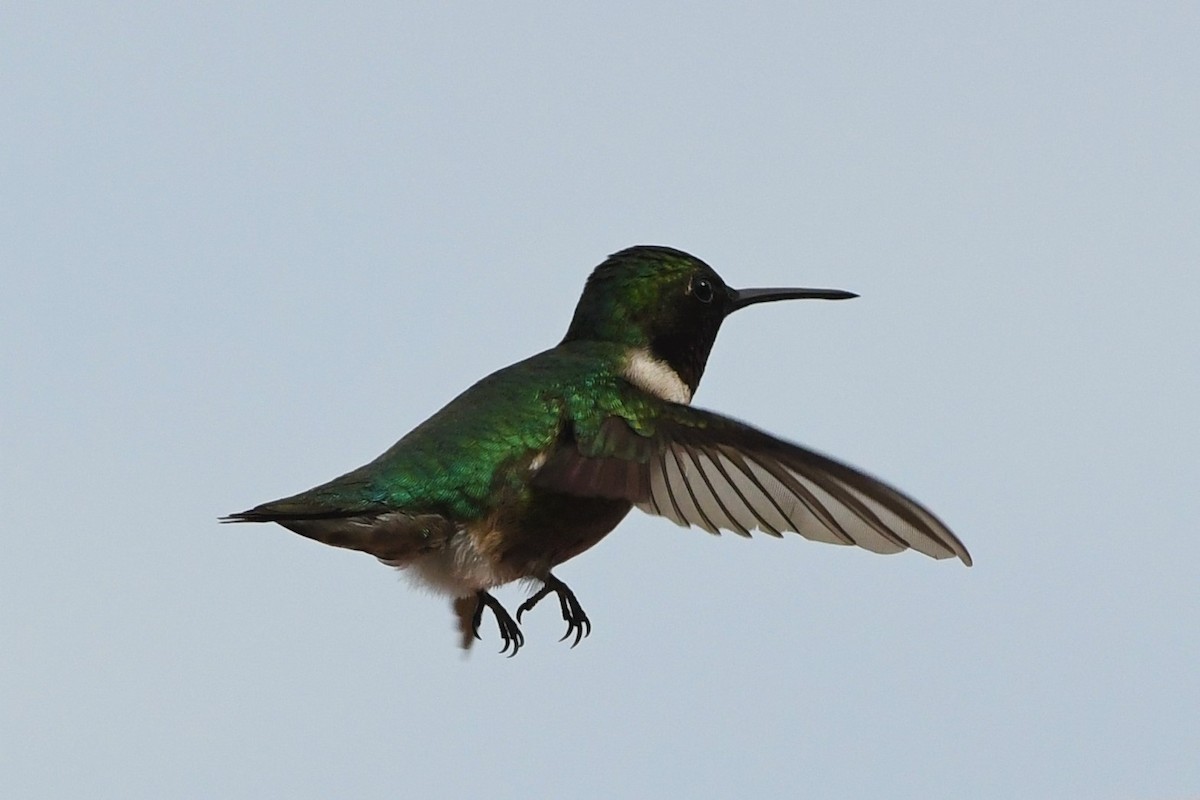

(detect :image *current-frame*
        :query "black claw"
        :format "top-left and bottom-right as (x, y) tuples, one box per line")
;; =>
(516, 584), (552, 624)
(474, 591), (525, 656)
(520, 574), (591, 648)
(470, 599), (485, 641)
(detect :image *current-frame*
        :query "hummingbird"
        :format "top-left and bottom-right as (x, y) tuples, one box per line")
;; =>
(224, 245), (971, 655)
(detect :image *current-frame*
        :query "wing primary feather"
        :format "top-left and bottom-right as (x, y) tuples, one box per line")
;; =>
(676, 448), (729, 534)
(645, 473), (664, 517)
(712, 446), (794, 537)
(658, 449), (689, 526)
(700, 448), (772, 534)
(694, 447), (757, 536)
(646, 455), (669, 518)
(667, 445), (720, 534)
(784, 450), (967, 559)
(850, 480), (959, 554)
(737, 451), (860, 546)
(679, 445), (748, 536)
(701, 446), (778, 536)
(792, 465), (915, 551)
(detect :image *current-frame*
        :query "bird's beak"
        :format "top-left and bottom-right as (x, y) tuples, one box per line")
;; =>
(728, 286), (858, 312)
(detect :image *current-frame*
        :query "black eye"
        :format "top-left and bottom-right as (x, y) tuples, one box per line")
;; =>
(691, 277), (715, 303)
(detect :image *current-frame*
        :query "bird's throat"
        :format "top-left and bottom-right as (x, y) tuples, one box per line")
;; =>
(622, 347), (693, 404)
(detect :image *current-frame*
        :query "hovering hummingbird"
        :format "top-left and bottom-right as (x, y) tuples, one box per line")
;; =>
(225, 246), (971, 654)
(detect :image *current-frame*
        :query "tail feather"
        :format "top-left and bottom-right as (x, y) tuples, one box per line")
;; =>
(221, 498), (456, 565)
(452, 596), (478, 651)
(220, 503), (381, 524)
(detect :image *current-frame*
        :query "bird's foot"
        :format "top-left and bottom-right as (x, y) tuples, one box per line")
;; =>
(471, 590), (524, 657)
(516, 573), (591, 647)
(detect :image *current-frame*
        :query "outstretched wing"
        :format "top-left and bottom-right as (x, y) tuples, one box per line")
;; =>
(534, 404), (971, 566)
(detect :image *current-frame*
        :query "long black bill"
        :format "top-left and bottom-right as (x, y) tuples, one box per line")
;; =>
(729, 286), (858, 312)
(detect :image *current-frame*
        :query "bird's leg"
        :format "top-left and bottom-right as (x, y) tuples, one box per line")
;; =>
(516, 573), (591, 647)
(470, 590), (524, 657)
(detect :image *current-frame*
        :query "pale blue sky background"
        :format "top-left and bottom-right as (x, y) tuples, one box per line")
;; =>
(4, 3), (1199, 798)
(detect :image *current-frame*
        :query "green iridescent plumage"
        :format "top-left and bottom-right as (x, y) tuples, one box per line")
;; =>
(245, 341), (662, 521)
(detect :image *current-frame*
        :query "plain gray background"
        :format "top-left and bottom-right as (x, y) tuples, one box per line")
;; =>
(4, 3), (1198, 798)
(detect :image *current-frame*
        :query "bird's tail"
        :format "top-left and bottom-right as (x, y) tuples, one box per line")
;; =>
(452, 596), (478, 652)
(221, 501), (456, 565)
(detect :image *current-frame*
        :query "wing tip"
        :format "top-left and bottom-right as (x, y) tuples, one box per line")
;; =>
(933, 527), (973, 567)
(912, 531), (972, 567)
(927, 537), (973, 567)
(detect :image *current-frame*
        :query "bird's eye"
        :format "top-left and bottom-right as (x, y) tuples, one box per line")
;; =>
(691, 277), (715, 303)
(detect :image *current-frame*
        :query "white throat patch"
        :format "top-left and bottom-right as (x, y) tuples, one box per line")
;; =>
(623, 348), (692, 405)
